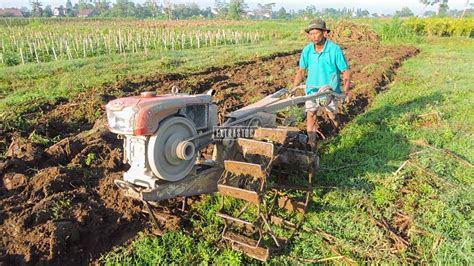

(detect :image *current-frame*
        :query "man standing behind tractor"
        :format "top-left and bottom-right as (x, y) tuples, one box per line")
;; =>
(293, 19), (352, 149)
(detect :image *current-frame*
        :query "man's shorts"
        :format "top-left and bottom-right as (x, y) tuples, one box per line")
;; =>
(305, 97), (340, 114)
(304, 85), (341, 114)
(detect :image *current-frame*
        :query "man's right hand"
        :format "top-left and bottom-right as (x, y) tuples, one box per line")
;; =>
(289, 83), (306, 96)
(343, 91), (352, 103)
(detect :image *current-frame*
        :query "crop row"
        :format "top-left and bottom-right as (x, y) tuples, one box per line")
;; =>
(0, 18), (250, 28)
(0, 28), (270, 66)
(403, 17), (474, 37)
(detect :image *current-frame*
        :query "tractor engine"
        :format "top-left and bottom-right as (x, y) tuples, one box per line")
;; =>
(105, 90), (218, 188)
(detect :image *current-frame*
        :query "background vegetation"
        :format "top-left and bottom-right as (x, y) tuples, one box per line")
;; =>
(2, 0), (474, 20)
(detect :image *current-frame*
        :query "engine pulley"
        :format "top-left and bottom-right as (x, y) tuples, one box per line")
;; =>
(147, 116), (197, 181)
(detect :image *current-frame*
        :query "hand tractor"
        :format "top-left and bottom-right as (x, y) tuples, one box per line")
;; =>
(105, 85), (343, 261)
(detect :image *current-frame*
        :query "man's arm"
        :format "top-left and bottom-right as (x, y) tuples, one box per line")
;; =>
(341, 69), (352, 102)
(293, 68), (306, 88)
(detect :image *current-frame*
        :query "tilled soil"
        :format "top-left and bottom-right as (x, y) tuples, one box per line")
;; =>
(0, 42), (418, 265)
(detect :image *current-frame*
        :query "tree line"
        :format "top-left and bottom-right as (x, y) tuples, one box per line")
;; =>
(4, 0), (473, 19)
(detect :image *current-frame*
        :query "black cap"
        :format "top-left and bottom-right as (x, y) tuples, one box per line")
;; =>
(305, 19), (330, 33)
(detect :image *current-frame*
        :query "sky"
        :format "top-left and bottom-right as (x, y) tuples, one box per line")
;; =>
(0, 0), (470, 15)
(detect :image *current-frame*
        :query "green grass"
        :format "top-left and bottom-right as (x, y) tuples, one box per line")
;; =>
(101, 37), (473, 264)
(100, 231), (242, 265)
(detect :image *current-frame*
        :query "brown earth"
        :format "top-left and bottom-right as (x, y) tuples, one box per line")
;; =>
(0, 40), (418, 265)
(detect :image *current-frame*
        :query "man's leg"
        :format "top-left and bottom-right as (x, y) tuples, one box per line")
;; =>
(306, 111), (318, 150)
(326, 99), (340, 128)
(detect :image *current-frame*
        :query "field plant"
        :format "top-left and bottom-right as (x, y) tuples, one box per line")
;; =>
(50, 197), (72, 220)
(361, 18), (424, 43)
(362, 17), (474, 43)
(0, 19), (275, 66)
(403, 17), (474, 37)
(85, 152), (97, 166)
(28, 129), (53, 145)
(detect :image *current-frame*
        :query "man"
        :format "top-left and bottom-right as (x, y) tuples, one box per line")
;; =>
(293, 19), (351, 148)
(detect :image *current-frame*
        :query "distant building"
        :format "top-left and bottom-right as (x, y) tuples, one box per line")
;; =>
(244, 11), (255, 19)
(211, 8), (219, 16)
(53, 6), (66, 17)
(0, 8), (23, 17)
(254, 10), (272, 19)
(78, 9), (96, 18)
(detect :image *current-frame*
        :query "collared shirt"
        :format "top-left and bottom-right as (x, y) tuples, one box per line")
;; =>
(298, 39), (349, 94)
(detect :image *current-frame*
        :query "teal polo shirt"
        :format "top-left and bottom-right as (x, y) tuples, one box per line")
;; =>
(299, 39), (349, 94)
